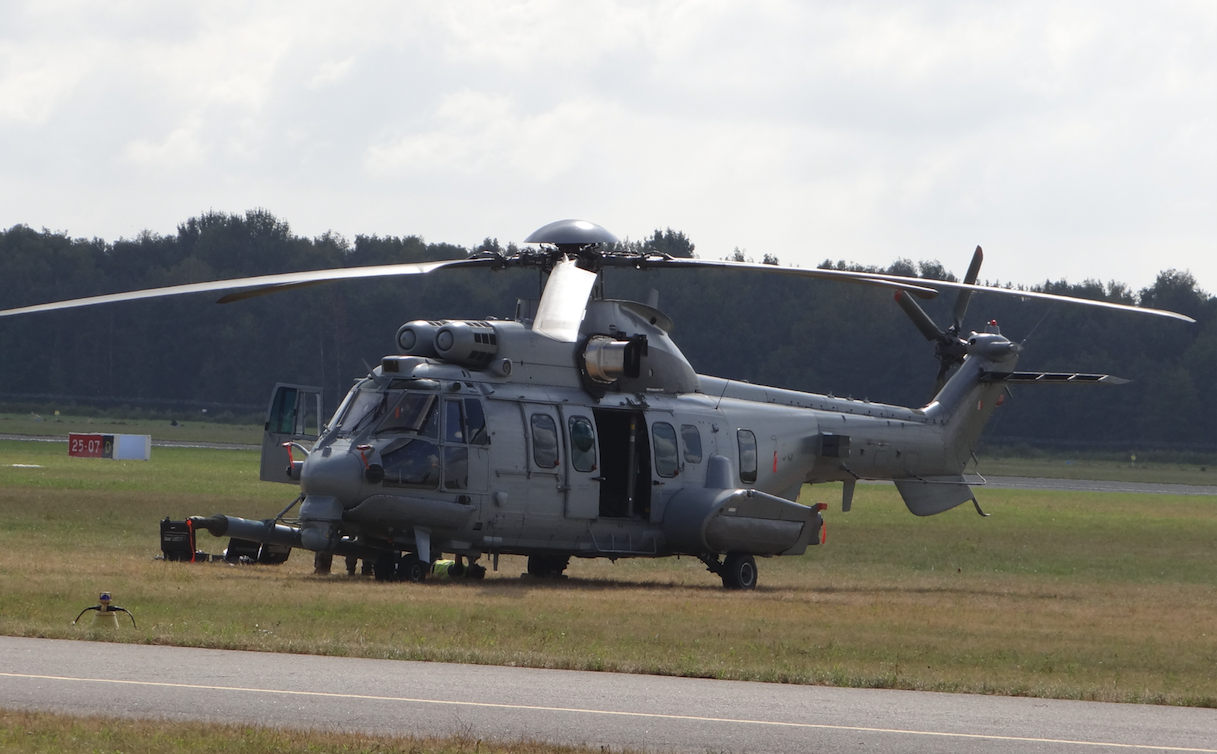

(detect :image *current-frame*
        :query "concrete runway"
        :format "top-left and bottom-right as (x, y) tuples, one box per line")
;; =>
(2, 637), (1214, 754)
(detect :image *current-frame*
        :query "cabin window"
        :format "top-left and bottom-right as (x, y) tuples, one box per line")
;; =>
(380, 438), (440, 489)
(681, 424), (703, 464)
(652, 422), (679, 478)
(568, 416), (597, 472)
(531, 414), (560, 468)
(737, 429), (757, 484)
(377, 392), (439, 437)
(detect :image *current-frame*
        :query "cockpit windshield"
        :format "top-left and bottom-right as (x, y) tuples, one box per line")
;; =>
(332, 389), (384, 437)
(377, 392), (440, 437)
(329, 383), (442, 439)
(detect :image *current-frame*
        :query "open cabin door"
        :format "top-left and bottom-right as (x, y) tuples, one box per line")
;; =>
(260, 383), (323, 483)
(592, 408), (651, 520)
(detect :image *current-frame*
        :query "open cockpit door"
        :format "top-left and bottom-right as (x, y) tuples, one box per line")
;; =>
(260, 383), (323, 483)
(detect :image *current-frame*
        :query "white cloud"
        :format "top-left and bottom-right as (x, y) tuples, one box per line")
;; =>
(367, 90), (605, 180)
(309, 57), (356, 89)
(0, 62), (77, 125)
(0, 0), (1212, 293)
(121, 121), (207, 169)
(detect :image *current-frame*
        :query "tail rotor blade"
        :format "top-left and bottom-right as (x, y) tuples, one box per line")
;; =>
(895, 290), (944, 342)
(951, 246), (984, 332)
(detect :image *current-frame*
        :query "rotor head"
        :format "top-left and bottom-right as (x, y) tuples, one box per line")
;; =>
(524, 219), (620, 247)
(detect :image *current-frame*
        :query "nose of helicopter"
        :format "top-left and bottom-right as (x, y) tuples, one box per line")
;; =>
(299, 444), (365, 505)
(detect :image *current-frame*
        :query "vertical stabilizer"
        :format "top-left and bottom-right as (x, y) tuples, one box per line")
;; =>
(903, 327), (1020, 515)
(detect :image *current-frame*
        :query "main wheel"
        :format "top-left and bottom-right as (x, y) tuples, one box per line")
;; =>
(526, 554), (570, 578)
(398, 554), (428, 583)
(721, 553), (757, 590)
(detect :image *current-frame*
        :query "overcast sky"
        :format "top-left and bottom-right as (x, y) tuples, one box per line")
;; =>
(2, 1), (1214, 295)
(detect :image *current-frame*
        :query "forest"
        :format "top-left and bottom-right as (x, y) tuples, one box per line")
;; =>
(0, 209), (1212, 455)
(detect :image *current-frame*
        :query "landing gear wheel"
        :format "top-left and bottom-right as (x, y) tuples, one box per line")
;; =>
(527, 554), (570, 578)
(398, 554), (428, 583)
(721, 553), (757, 590)
(466, 563), (487, 580)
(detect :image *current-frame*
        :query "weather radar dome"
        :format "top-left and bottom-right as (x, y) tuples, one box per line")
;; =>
(524, 219), (619, 246)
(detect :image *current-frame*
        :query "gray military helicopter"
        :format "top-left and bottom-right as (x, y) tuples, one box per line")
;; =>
(0, 219), (1194, 588)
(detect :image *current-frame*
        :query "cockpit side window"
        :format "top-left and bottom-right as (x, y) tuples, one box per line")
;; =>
(444, 399), (464, 443)
(381, 437), (440, 489)
(464, 398), (489, 445)
(442, 398), (490, 446)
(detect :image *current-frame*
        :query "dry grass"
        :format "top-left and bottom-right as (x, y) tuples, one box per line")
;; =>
(1, 440), (1215, 707)
(0, 708), (636, 754)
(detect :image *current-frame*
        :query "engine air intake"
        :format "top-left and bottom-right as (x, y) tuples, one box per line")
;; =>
(433, 321), (499, 367)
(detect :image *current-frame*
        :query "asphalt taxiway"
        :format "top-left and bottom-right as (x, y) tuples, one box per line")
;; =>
(2, 637), (1214, 754)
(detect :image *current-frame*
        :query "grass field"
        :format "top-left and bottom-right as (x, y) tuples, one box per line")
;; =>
(0, 709), (625, 754)
(1, 439), (1214, 708)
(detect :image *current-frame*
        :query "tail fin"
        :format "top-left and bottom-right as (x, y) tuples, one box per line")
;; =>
(900, 329), (1021, 515)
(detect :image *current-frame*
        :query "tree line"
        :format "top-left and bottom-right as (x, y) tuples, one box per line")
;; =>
(0, 209), (1212, 454)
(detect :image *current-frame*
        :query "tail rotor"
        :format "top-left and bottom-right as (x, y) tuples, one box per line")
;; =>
(895, 246), (984, 398)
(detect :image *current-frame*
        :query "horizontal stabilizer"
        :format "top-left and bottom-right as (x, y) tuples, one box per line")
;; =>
(980, 371), (1129, 385)
(894, 476), (975, 516)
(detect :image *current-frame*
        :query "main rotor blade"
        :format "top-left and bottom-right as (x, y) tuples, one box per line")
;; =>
(0, 244), (1196, 325)
(622, 257), (941, 298)
(627, 257), (1194, 322)
(951, 246), (984, 331)
(632, 257), (1192, 323)
(894, 290), (943, 342)
(0, 258), (495, 318)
